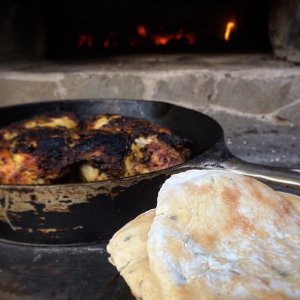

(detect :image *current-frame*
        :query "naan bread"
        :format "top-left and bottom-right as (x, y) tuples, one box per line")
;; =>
(148, 170), (300, 300)
(107, 209), (161, 300)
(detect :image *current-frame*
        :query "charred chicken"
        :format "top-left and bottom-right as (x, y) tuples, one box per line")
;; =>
(84, 114), (191, 181)
(0, 112), (191, 184)
(0, 112), (80, 184)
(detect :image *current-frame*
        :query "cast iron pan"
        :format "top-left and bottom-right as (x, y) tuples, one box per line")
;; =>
(0, 99), (299, 245)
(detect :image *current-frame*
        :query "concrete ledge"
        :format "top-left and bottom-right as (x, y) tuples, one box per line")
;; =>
(0, 54), (300, 125)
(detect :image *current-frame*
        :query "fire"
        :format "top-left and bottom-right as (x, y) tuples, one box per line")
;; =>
(152, 34), (172, 46)
(137, 25), (147, 38)
(224, 21), (235, 41)
(151, 32), (196, 46)
(77, 34), (93, 48)
(135, 25), (196, 47)
(77, 26), (196, 50)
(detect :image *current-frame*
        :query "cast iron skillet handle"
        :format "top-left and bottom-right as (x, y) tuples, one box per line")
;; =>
(179, 142), (300, 190)
(219, 157), (300, 189)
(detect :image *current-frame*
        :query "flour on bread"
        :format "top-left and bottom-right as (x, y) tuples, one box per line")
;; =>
(148, 170), (300, 299)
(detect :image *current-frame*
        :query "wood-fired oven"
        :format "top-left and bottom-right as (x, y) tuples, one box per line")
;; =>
(0, 0), (299, 62)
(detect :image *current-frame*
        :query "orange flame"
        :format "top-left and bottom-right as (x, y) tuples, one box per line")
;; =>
(151, 31), (196, 47)
(137, 25), (147, 38)
(98, 26), (196, 49)
(152, 34), (172, 46)
(77, 34), (93, 48)
(224, 21), (235, 41)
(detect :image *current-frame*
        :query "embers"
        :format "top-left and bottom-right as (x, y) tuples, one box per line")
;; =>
(45, 0), (271, 58)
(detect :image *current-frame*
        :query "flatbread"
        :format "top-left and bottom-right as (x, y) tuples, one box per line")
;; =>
(107, 170), (300, 299)
(148, 170), (300, 300)
(107, 209), (161, 300)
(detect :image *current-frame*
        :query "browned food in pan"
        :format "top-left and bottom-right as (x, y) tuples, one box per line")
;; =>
(124, 133), (191, 177)
(83, 114), (191, 181)
(0, 128), (79, 184)
(0, 111), (80, 144)
(11, 111), (80, 130)
(0, 112), (80, 184)
(85, 114), (171, 136)
(75, 131), (131, 181)
(0, 113), (191, 184)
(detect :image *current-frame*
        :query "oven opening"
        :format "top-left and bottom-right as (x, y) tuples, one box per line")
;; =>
(45, 0), (271, 58)
(0, 0), (278, 62)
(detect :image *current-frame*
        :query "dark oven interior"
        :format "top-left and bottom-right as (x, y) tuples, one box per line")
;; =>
(0, 0), (299, 62)
(44, 0), (271, 58)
